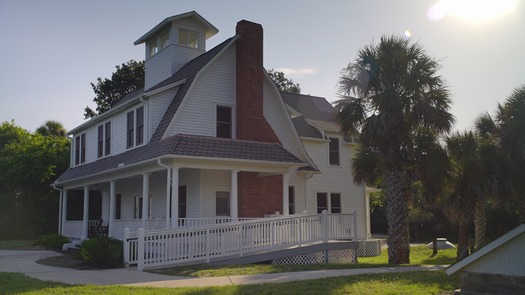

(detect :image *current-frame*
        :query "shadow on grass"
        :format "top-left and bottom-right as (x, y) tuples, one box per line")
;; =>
(0, 272), (69, 294)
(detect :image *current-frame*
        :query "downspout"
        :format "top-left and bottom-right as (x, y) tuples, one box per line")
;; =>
(157, 158), (172, 226)
(52, 184), (63, 234)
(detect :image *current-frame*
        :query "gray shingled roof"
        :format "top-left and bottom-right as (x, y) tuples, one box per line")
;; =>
(56, 134), (304, 184)
(291, 116), (323, 139)
(281, 92), (337, 122)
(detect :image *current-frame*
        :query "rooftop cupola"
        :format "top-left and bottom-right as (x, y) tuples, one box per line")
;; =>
(134, 11), (219, 90)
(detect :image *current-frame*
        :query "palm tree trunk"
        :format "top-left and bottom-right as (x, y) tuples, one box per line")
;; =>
(385, 169), (410, 264)
(474, 199), (487, 250)
(457, 222), (470, 261)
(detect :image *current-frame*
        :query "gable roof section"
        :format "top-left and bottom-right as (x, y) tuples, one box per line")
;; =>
(56, 134), (304, 184)
(446, 224), (525, 275)
(149, 36), (235, 142)
(291, 116), (323, 139)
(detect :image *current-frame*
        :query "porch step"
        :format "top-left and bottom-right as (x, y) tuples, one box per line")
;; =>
(208, 240), (358, 266)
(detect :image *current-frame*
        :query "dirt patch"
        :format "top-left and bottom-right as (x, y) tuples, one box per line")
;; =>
(36, 250), (97, 270)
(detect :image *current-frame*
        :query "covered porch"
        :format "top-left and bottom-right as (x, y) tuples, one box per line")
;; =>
(57, 155), (305, 241)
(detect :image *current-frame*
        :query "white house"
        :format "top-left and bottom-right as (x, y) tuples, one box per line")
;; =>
(54, 11), (370, 249)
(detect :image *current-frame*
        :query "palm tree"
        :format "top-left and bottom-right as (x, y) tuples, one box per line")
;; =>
(335, 35), (454, 264)
(35, 120), (66, 137)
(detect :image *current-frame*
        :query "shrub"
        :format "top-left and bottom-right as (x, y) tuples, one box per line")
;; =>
(79, 236), (123, 268)
(33, 233), (70, 250)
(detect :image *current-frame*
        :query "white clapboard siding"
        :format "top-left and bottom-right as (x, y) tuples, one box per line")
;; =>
(148, 87), (178, 139)
(302, 137), (367, 239)
(166, 44), (235, 138)
(263, 80), (309, 164)
(111, 111), (127, 156)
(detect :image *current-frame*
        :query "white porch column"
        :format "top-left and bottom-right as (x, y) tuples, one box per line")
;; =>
(230, 170), (239, 221)
(165, 168), (172, 227)
(282, 173), (289, 216)
(171, 167), (179, 228)
(108, 180), (116, 237)
(142, 173), (150, 229)
(62, 190), (68, 234)
(82, 185), (89, 240)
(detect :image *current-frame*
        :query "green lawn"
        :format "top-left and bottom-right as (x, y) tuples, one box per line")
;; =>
(153, 245), (457, 277)
(0, 271), (459, 295)
(0, 240), (34, 250)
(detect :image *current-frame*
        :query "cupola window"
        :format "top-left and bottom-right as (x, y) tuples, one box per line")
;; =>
(178, 28), (200, 48)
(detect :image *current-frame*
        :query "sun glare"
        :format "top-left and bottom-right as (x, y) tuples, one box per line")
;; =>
(428, 0), (518, 23)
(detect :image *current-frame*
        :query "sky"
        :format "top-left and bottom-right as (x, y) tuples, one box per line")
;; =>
(1, 0), (524, 133)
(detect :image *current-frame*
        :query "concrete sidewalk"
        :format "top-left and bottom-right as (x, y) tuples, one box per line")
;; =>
(0, 250), (448, 288)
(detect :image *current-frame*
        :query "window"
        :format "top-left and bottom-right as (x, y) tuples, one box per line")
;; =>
(331, 193), (341, 213)
(216, 106), (232, 138)
(178, 28), (200, 48)
(127, 111), (134, 148)
(127, 106), (144, 149)
(97, 122), (111, 158)
(329, 137), (340, 165)
(134, 196), (152, 219)
(74, 133), (86, 165)
(115, 194), (121, 220)
(216, 191), (230, 216)
(289, 186), (295, 215)
(105, 122), (111, 156)
(317, 193), (328, 213)
(179, 186), (187, 219)
(148, 29), (170, 57)
(136, 107), (144, 145)
(317, 192), (342, 213)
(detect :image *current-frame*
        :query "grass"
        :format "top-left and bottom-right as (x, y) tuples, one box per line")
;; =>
(152, 245), (457, 277)
(0, 239), (34, 250)
(0, 271), (459, 295)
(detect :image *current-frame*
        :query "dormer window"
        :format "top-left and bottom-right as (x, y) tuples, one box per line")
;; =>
(148, 29), (170, 58)
(178, 28), (200, 48)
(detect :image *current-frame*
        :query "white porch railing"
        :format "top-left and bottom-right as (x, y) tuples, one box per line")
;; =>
(124, 211), (357, 270)
(62, 220), (103, 238)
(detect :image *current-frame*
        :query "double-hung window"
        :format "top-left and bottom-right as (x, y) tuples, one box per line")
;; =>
(329, 137), (340, 166)
(317, 192), (342, 213)
(74, 133), (86, 166)
(97, 122), (111, 158)
(127, 106), (144, 149)
(216, 106), (232, 138)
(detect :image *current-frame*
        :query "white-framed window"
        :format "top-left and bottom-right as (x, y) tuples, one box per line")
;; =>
(97, 121), (111, 158)
(216, 105), (232, 138)
(127, 106), (145, 149)
(289, 186), (295, 214)
(329, 137), (340, 166)
(216, 191), (230, 217)
(148, 29), (170, 58)
(74, 133), (86, 166)
(178, 27), (200, 48)
(317, 192), (342, 213)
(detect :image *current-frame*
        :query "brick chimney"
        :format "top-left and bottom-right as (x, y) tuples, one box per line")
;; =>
(235, 20), (280, 144)
(235, 20), (283, 218)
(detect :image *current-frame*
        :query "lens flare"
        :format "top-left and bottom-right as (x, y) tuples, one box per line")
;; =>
(428, 0), (518, 23)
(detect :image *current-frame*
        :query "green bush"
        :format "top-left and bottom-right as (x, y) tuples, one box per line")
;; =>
(33, 233), (70, 250)
(79, 236), (123, 268)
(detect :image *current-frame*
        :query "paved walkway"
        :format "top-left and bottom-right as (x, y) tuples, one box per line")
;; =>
(0, 250), (448, 288)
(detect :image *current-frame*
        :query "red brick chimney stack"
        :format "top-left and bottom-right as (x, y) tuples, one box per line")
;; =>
(235, 20), (280, 144)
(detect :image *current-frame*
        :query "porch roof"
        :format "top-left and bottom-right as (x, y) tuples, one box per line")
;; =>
(55, 134), (305, 185)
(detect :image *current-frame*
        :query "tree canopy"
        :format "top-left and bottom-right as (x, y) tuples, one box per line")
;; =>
(0, 121), (70, 238)
(84, 60), (145, 119)
(335, 35), (454, 264)
(267, 69), (301, 94)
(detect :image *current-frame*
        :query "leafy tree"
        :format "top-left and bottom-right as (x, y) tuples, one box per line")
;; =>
(0, 121), (70, 238)
(267, 69), (301, 94)
(36, 120), (66, 137)
(335, 35), (454, 264)
(84, 60), (145, 119)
